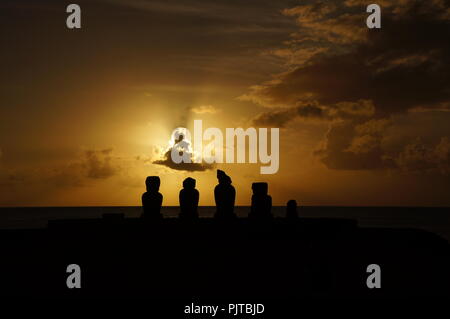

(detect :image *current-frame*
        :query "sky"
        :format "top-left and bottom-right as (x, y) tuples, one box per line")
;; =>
(0, 0), (449, 207)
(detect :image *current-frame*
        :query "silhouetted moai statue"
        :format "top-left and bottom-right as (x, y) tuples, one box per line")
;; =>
(179, 177), (199, 220)
(214, 170), (236, 220)
(141, 176), (163, 219)
(286, 200), (298, 219)
(249, 182), (272, 220)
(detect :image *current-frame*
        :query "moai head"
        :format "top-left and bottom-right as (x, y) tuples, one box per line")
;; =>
(252, 182), (268, 196)
(217, 169), (232, 185)
(183, 177), (196, 189)
(145, 176), (161, 192)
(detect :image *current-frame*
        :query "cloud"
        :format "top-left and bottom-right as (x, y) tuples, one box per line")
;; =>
(409, 102), (450, 113)
(395, 137), (450, 174)
(252, 108), (297, 128)
(264, 47), (329, 66)
(84, 148), (118, 179)
(242, 0), (450, 113)
(282, 2), (367, 45)
(104, 0), (213, 15)
(252, 102), (325, 127)
(251, 100), (374, 127)
(243, 49), (449, 114)
(190, 105), (219, 114)
(0, 148), (121, 190)
(314, 115), (450, 173)
(345, 119), (390, 154)
(152, 134), (214, 172)
(243, 0), (450, 172)
(314, 120), (396, 170)
(153, 149), (214, 172)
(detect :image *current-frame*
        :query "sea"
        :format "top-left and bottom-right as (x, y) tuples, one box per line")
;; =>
(0, 206), (449, 242)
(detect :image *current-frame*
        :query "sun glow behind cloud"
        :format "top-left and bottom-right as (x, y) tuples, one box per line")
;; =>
(1, 0), (450, 207)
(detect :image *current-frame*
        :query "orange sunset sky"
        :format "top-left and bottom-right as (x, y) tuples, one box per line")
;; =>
(1, 0), (450, 207)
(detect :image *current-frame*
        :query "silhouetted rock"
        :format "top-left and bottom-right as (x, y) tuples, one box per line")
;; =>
(249, 182), (272, 219)
(141, 176), (163, 219)
(286, 200), (298, 219)
(179, 177), (199, 220)
(214, 170), (236, 220)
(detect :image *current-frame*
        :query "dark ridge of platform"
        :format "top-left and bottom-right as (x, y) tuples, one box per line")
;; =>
(45, 216), (359, 239)
(0, 216), (449, 299)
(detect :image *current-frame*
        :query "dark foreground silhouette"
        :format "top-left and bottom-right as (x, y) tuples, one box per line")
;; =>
(0, 209), (448, 300)
(0, 171), (448, 301)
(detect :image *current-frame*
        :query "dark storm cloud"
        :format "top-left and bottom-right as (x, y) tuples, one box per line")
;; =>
(46, 148), (120, 184)
(252, 100), (374, 127)
(152, 126), (214, 172)
(153, 150), (214, 172)
(395, 137), (450, 174)
(244, 0), (450, 172)
(252, 103), (325, 127)
(84, 148), (118, 179)
(0, 148), (121, 190)
(246, 49), (450, 115)
(243, 0), (450, 112)
(314, 123), (384, 170)
(252, 108), (297, 128)
(314, 119), (395, 170)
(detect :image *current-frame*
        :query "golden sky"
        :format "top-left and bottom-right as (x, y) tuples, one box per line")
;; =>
(1, 0), (450, 207)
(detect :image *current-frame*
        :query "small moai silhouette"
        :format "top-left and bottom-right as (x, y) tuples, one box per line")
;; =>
(286, 199), (298, 219)
(249, 182), (272, 220)
(141, 176), (163, 219)
(179, 177), (199, 220)
(214, 170), (236, 220)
